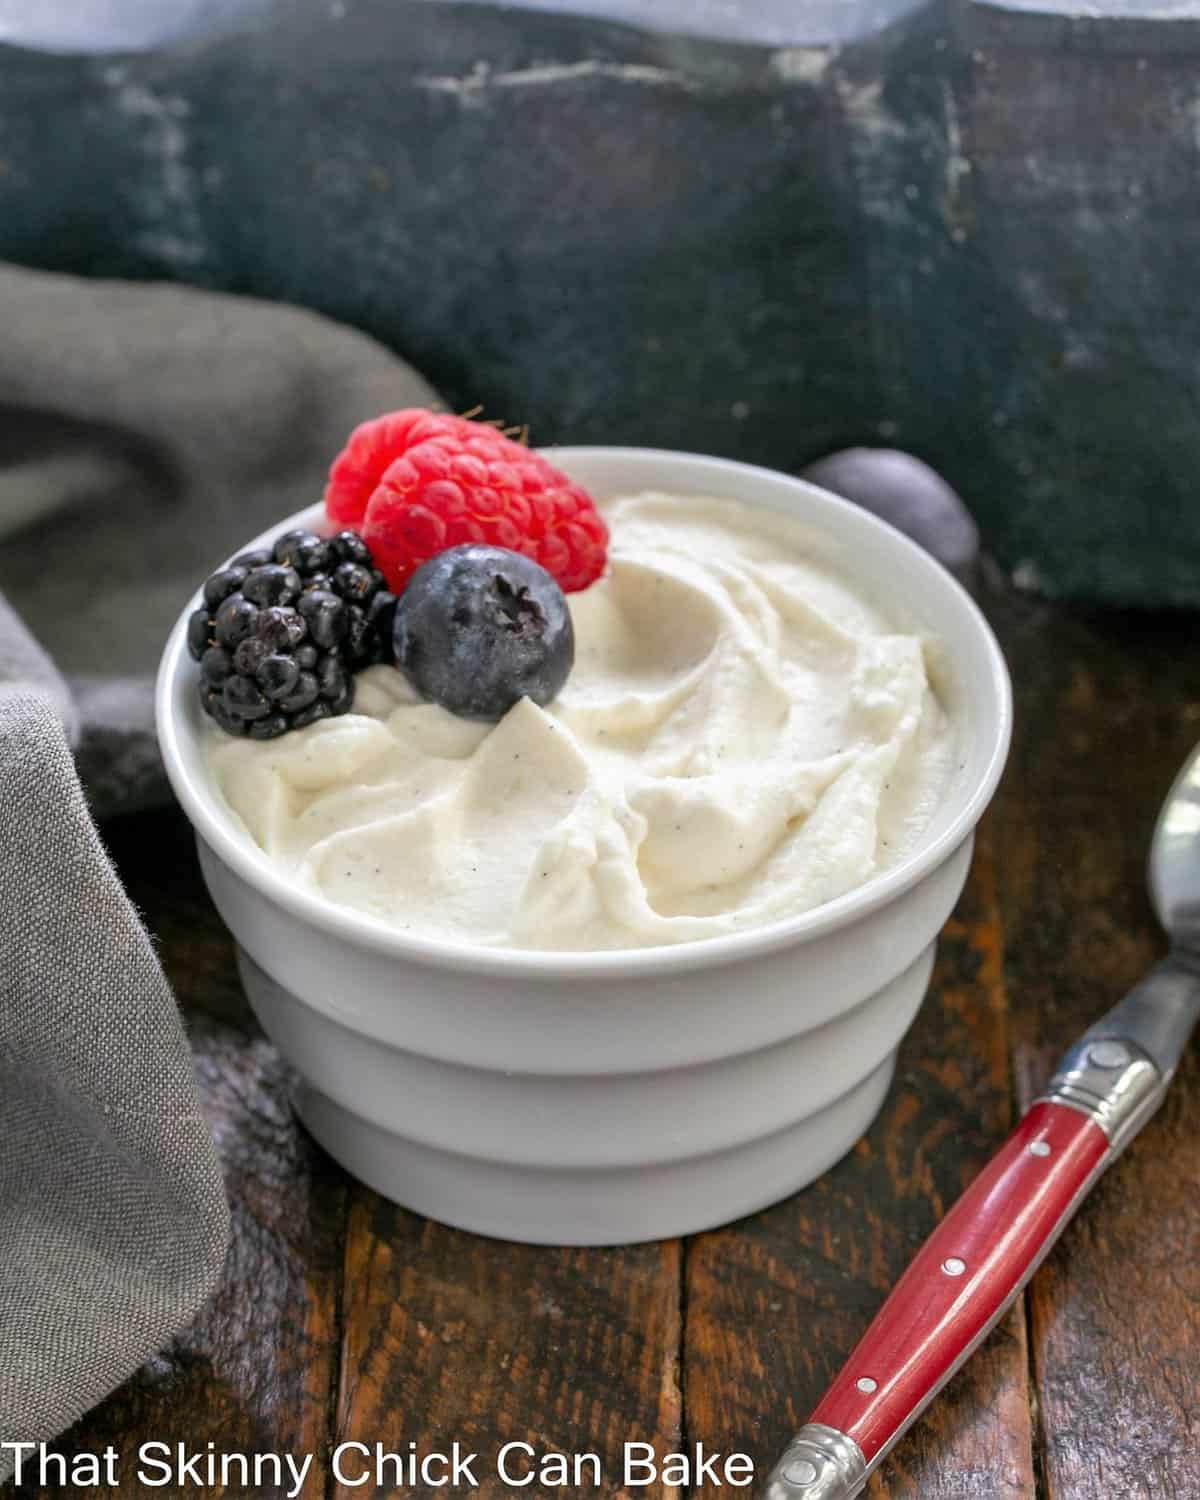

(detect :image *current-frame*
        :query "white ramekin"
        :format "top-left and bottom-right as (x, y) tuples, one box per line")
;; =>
(157, 448), (1011, 1245)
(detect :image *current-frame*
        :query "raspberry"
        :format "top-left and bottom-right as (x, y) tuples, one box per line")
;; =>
(323, 409), (608, 594)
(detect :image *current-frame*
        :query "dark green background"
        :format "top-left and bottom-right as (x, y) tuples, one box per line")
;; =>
(2, 0), (1197, 605)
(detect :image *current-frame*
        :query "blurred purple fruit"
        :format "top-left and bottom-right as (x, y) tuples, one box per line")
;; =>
(801, 448), (980, 578)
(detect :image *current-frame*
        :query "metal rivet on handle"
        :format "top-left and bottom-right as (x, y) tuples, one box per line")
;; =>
(942, 1257), (967, 1276)
(782, 1458), (820, 1487)
(1029, 1141), (1051, 1157)
(1087, 1039), (1131, 1069)
(856, 1376), (878, 1393)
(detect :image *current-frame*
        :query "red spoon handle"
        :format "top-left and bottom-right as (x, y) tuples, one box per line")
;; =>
(764, 1019), (1172, 1499)
(808, 1100), (1108, 1461)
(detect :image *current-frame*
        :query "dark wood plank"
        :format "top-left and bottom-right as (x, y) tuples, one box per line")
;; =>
(11, 808), (348, 1500)
(684, 829), (1038, 1498)
(991, 594), (1200, 1500)
(333, 1194), (682, 1499)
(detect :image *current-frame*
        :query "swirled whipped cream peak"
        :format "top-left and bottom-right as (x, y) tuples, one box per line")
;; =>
(205, 492), (956, 950)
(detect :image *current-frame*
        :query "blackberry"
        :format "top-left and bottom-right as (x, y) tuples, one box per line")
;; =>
(242, 563), (302, 608)
(297, 589), (347, 650)
(331, 561), (375, 604)
(304, 529), (394, 668)
(213, 595), (258, 650)
(329, 530), (374, 567)
(273, 528), (331, 575)
(190, 527), (394, 739)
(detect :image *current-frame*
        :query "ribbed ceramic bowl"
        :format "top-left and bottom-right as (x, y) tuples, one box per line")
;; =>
(157, 447), (1011, 1245)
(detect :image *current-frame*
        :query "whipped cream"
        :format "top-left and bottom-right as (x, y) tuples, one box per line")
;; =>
(205, 492), (956, 950)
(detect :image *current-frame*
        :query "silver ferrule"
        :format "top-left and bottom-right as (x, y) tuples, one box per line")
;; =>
(761, 1424), (866, 1500)
(1039, 1036), (1166, 1152)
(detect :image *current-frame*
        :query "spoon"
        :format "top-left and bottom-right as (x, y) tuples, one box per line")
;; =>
(763, 743), (1200, 1499)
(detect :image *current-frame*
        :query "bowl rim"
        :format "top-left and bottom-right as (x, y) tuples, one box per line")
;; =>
(156, 445), (1012, 981)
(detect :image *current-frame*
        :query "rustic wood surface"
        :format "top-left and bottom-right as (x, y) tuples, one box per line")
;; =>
(9, 574), (1199, 1499)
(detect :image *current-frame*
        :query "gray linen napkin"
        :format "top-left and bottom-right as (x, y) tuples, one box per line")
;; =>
(0, 261), (437, 815)
(0, 643), (229, 1477)
(0, 262), (435, 1476)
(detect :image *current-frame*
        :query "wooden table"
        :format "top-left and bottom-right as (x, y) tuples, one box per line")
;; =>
(18, 573), (1200, 1498)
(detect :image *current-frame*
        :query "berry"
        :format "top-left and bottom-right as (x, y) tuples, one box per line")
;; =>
(368, 589), (398, 644)
(392, 544), (574, 721)
(316, 651), (346, 699)
(203, 566), (248, 611)
(203, 687), (244, 738)
(232, 636), (271, 675)
(323, 409), (608, 595)
(242, 563), (301, 608)
(297, 589), (347, 650)
(300, 530), (393, 664)
(214, 596), (259, 650)
(273, 528), (331, 574)
(187, 608), (211, 660)
(292, 699), (332, 730)
(250, 713), (289, 741)
(191, 528), (398, 738)
(280, 672), (320, 712)
(332, 561), (375, 604)
(343, 605), (376, 666)
(258, 654), (301, 700)
(800, 449), (980, 578)
(199, 646), (233, 684)
(254, 605), (301, 653)
(224, 675), (270, 720)
(329, 529), (373, 567)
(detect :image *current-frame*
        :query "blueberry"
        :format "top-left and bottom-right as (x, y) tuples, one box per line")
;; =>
(214, 595), (259, 650)
(301, 572), (332, 594)
(800, 449), (980, 577)
(243, 563), (302, 607)
(232, 547), (273, 569)
(329, 530), (373, 566)
(393, 544), (574, 721)
(187, 607), (211, 660)
(325, 678), (355, 716)
(298, 589), (347, 650)
(295, 643), (319, 671)
(257, 654), (301, 701)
